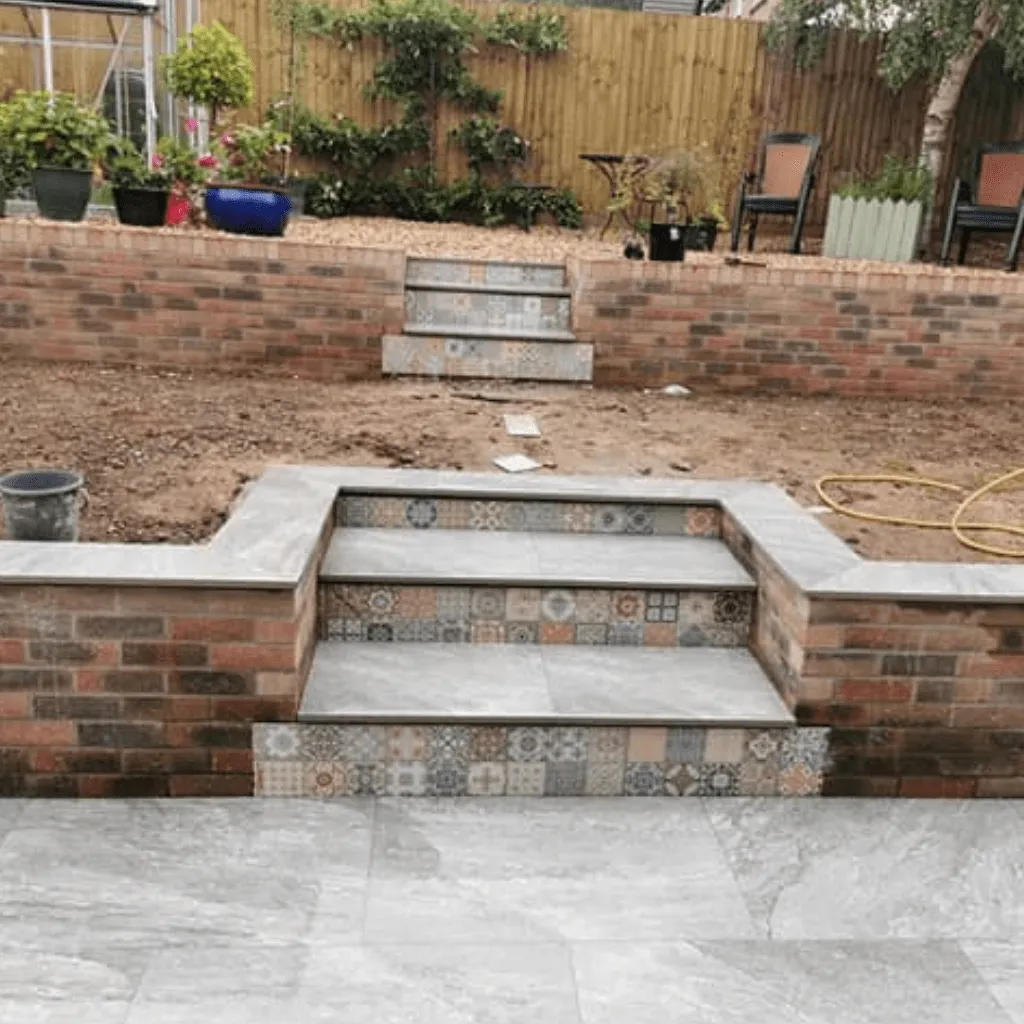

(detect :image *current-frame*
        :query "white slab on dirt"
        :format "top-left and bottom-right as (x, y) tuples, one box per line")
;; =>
(503, 414), (541, 438)
(494, 453), (542, 473)
(299, 642), (794, 726)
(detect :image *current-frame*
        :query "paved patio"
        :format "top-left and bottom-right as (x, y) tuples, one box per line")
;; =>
(1, 797), (1023, 1023)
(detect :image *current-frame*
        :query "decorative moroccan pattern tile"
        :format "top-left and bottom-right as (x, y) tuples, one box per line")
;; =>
(335, 496), (721, 538)
(405, 289), (571, 332)
(252, 725), (830, 798)
(322, 584), (749, 646)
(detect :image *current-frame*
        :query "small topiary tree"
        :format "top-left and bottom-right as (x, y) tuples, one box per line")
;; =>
(161, 22), (254, 131)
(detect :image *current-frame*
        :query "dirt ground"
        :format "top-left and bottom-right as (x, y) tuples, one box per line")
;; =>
(3, 361), (1024, 563)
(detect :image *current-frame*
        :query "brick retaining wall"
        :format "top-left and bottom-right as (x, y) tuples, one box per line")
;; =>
(0, 220), (404, 378)
(571, 258), (1024, 397)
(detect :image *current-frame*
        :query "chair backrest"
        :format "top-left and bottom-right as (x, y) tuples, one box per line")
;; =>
(759, 132), (821, 198)
(975, 142), (1024, 208)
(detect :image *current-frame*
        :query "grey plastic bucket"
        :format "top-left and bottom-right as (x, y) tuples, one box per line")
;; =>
(0, 470), (85, 542)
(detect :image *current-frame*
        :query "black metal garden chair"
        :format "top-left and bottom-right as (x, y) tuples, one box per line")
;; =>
(730, 131), (821, 255)
(940, 141), (1024, 271)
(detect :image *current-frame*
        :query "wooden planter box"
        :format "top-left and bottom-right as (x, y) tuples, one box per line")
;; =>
(822, 195), (923, 263)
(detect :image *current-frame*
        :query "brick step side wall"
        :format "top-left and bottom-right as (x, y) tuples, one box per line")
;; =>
(0, 571), (318, 797)
(0, 221), (405, 379)
(571, 258), (1024, 398)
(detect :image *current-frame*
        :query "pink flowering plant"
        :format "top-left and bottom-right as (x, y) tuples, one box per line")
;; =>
(214, 121), (291, 186)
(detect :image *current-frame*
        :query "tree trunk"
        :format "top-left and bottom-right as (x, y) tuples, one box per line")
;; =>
(919, 3), (1001, 245)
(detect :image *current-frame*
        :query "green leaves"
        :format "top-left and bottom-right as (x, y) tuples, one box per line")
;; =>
(161, 22), (254, 124)
(483, 8), (569, 55)
(0, 91), (112, 172)
(835, 154), (932, 203)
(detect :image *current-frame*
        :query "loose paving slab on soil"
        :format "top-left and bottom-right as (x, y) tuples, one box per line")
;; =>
(2, 362), (1023, 564)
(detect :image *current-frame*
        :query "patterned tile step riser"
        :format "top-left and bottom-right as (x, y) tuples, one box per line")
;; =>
(337, 496), (721, 537)
(405, 258), (566, 290)
(254, 724), (829, 797)
(320, 586), (752, 647)
(382, 336), (593, 383)
(405, 290), (571, 332)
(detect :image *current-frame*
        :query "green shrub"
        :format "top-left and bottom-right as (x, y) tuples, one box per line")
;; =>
(161, 22), (254, 129)
(0, 90), (111, 172)
(835, 155), (931, 204)
(102, 136), (168, 189)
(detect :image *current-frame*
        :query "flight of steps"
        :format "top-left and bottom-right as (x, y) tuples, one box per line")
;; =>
(381, 256), (593, 382)
(254, 482), (829, 798)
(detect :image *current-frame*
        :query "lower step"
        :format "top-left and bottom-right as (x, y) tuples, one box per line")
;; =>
(382, 334), (593, 382)
(252, 642), (827, 798)
(254, 721), (827, 798)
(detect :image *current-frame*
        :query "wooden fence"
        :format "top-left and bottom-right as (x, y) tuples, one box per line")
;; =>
(3, 1), (1024, 221)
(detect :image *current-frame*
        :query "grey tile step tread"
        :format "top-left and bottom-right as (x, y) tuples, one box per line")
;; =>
(321, 529), (755, 590)
(407, 256), (567, 271)
(299, 642), (794, 726)
(401, 323), (578, 343)
(405, 280), (571, 297)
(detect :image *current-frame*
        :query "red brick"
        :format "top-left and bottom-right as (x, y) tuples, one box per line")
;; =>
(836, 680), (913, 703)
(170, 618), (254, 642)
(253, 619), (299, 644)
(898, 777), (978, 798)
(212, 749), (253, 773)
(209, 644), (295, 671)
(0, 692), (30, 717)
(169, 774), (253, 797)
(0, 640), (25, 663)
(0, 720), (76, 745)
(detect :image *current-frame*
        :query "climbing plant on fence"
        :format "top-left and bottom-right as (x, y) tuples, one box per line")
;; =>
(268, 0), (580, 228)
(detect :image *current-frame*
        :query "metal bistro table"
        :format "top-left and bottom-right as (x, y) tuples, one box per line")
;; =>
(580, 152), (650, 239)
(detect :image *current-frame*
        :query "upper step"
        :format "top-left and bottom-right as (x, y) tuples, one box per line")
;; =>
(406, 256), (567, 290)
(405, 288), (572, 334)
(321, 528), (754, 590)
(299, 642), (794, 727)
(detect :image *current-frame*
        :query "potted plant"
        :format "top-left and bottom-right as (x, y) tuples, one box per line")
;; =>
(1, 91), (111, 222)
(823, 155), (930, 263)
(103, 136), (170, 227)
(153, 135), (217, 226)
(161, 22), (254, 134)
(204, 122), (293, 237)
(0, 98), (29, 217)
(608, 149), (714, 262)
(685, 198), (726, 253)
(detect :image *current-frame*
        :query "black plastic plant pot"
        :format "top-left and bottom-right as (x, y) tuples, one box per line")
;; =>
(684, 219), (718, 252)
(113, 186), (170, 227)
(0, 469), (85, 542)
(649, 222), (685, 262)
(31, 167), (93, 222)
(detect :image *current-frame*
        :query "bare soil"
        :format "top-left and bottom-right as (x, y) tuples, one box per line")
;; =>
(3, 362), (1024, 563)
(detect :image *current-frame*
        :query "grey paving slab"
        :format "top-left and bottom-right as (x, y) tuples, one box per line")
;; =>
(542, 646), (793, 725)
(302, 941), (581, 1024)
(572, 940), (1014, 1024)
(3, 799), (1024, 1023)
(962, 942), (1024, 1024)
(299, 642), (793, 725)
(300, 643), (551, 722)
(322, 528), (754, 589)
(704, 798), (1024, 940)
(404, 321), (577, 342)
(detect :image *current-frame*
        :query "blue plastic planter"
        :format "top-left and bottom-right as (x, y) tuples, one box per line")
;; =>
(204, 186), (292, 237)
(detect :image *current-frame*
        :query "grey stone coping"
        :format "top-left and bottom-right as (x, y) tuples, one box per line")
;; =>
(299, 641), (794, 726)
(0, 464), (1021, 602)
(406, 255), (567, 271)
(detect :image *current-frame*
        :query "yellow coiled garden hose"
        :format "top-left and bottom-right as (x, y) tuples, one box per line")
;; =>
(814, 469), (1024, 559)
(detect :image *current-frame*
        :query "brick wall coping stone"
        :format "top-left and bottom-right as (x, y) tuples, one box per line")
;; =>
(0, 465), (1020, 601)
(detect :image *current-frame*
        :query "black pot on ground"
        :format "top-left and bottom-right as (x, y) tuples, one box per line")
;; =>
(684, 218), (719, 252)
(649, 222), (685, 262)
(31, 167), (93, 222)
(113, 186), (170, 227)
